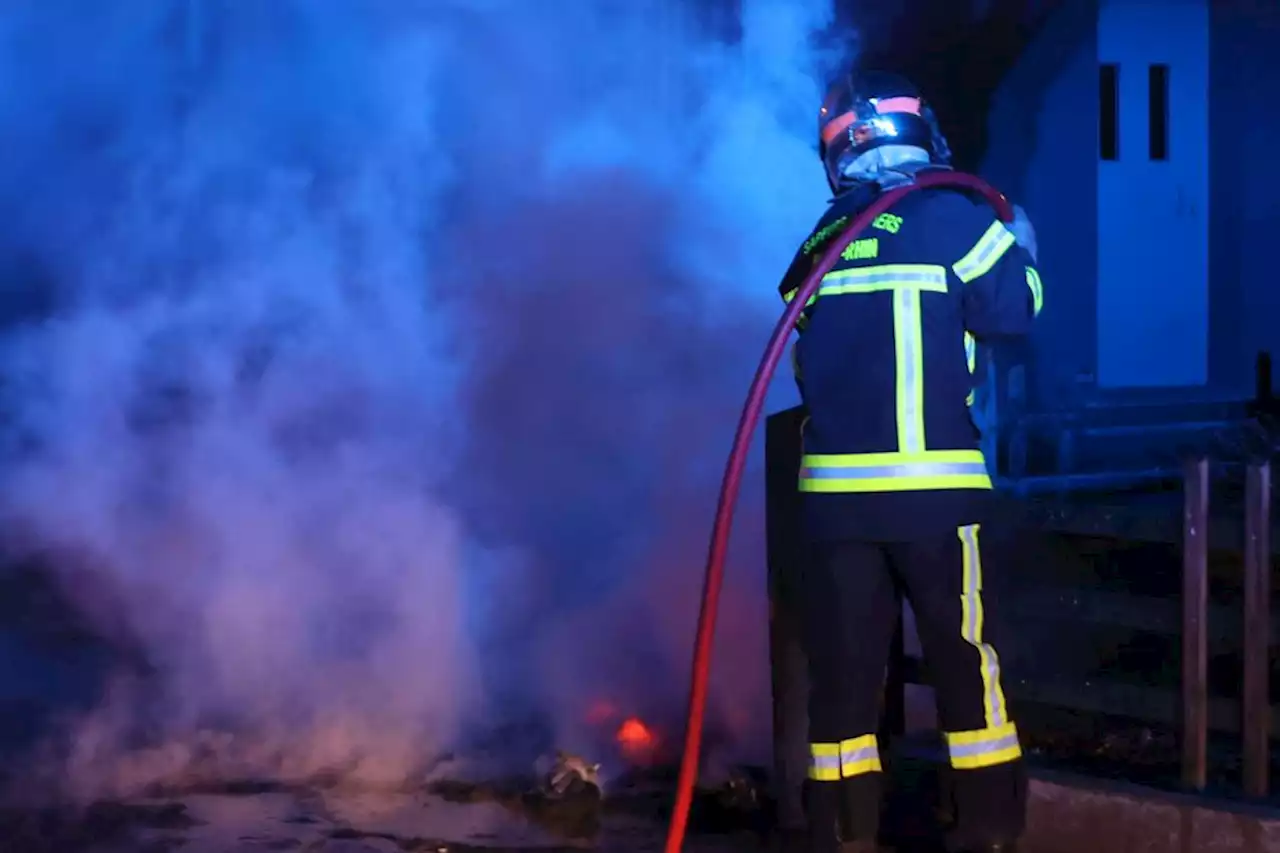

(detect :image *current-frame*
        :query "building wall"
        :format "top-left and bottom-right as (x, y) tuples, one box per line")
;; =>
(982, 0), (1280, 407)
(1209, 1), (1280, 395)
(981, 0), (1100, 410)
(1095, 0), (1210, 391)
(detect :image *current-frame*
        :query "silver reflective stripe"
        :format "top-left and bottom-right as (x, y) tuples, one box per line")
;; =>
(841, 744), (878, 763)
(947, 733), (1020, 761)
(822, 268), (945, 288)
(896, 289), (923, 453)
(964, 238), (1002, 271)
(801, 461), (989, 480)
(810, 754), (840, 774)
(954, 223), (1016, 282)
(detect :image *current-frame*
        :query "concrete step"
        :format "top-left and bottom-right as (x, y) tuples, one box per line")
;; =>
(883, 744), (1280, 853)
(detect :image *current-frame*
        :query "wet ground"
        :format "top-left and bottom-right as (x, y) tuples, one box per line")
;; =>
(0, 772), (767, 853)
(0, 563), (774, 853)
(4, 526), (1280, 852)
(5, 758), (1280, 853)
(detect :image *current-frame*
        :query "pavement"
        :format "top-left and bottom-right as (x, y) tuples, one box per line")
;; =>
(4, 560), (1280, 852)
(0, 775), (761, 853)
(0, 760), (1279, 853)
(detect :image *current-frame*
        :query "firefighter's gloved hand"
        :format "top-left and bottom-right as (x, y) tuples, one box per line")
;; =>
(1009, 203), (1038, 263)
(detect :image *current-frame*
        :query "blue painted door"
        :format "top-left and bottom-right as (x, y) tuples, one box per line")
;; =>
(1096, 0), (1210, 388)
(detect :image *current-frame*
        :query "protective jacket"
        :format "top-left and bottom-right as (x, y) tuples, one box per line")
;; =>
(778, 177), (1043, 541)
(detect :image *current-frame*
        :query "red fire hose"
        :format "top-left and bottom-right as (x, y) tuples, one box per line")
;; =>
(663, 171), (1015, 853)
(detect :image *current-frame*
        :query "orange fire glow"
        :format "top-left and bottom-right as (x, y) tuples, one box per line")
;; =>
(584, 699), (662, 765)
(616, 716), (659, 763)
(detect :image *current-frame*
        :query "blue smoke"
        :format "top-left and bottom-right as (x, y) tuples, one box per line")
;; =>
(0, 0), (843, 796)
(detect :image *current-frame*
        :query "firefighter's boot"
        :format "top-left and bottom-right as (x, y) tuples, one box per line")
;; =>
(803, 780), (881, 853)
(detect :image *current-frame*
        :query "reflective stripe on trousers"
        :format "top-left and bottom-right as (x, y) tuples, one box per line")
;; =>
(965, 331), (977, 407)
(808, 734), (881, 781)
(943, 524), (1022, 770)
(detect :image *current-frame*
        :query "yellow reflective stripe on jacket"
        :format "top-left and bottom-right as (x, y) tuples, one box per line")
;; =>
(818, 263), (947, 296)
(791, 264), (992, 495)
(784, 263), (946, 304)
(798, 449), (992, 493)
(780, 287), (813, 331)
(953, 221), (1016, 283)
(781, 287), (817, 308)
(894, 288), (926, 452)
(1025, 265), (1044, 316)
(815, 265), (945, 453)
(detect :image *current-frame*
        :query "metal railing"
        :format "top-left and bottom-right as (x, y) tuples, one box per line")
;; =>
(765, 406), (1278, 821)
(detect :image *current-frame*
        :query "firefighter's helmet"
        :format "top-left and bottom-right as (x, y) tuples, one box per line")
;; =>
(817, 70), (952, 192)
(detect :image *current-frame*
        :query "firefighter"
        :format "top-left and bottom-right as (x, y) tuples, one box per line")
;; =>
(778, 70), (1042, 853)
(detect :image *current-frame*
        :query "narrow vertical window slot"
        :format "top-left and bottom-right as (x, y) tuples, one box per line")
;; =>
(1100, 63), (1119, 161)
(1149, 63), (1169, 161)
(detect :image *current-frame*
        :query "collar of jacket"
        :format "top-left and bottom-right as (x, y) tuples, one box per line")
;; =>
(827, 162), (954, 204)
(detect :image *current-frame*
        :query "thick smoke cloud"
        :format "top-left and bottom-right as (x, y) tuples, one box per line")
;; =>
(0, 0), (842, 799)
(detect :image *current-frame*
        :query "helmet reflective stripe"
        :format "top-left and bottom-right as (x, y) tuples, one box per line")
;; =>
(823, 96), (923, 144)
(870, 96), (921, 115)
(820, 111), (857, 146)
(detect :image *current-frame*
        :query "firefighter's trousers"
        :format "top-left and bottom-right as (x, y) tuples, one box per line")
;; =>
(797, 525), (1026, 848)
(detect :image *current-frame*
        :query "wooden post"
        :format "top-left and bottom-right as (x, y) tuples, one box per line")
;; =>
(1181, 457), (1210, 791)
(765, 407), (810, 830)
(1243, 460), (1272, 798)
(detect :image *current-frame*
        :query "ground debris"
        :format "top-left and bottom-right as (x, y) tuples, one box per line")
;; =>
(0, 799), (201, 852)
(1024, 722), (1182, 772)
(325, 826), (442, 851)
(540, 752), (602, 802)
(424, 761), (770, 844)
(236, 835), (305, 851)
(425, 774), (601, 840)
(321, 826), (581, 853)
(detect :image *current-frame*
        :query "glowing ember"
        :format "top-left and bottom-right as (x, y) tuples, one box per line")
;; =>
(584, 700), (662, 765)
(616, 716), (659, 763)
